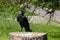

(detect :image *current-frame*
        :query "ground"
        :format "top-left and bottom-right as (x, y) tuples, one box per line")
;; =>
(0, 17), (60, 40)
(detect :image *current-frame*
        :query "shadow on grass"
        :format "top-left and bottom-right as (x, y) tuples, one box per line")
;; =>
(52, 34), (60, 38)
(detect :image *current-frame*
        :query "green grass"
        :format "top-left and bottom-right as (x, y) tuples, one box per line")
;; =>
(0, 17), (20, 40)
(0, 17), (60, 40)
(30, 23), (60, 40)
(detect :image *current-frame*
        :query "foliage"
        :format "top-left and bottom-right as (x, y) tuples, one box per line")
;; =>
(24, 10), (38, 16)
(0, 0), (20, 18)
(0, 0), (38, 18)
(21, 0), (60, 9)
(0, 0), (60, 18)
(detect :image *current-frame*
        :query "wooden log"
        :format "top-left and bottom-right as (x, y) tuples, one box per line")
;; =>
(9, 32), (47, 40)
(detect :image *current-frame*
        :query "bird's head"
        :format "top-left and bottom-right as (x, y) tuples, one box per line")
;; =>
(18, 10), (24, 16)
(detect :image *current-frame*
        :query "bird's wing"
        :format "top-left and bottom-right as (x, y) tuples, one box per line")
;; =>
(22, 16), (29, 23)
(17, 16), (22, 22)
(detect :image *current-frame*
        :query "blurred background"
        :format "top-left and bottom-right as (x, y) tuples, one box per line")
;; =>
(0, 0), (60, 40)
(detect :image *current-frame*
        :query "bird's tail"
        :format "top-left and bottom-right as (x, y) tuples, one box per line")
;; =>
(26, 29), (32, 32)
(25, 27), (32, 32)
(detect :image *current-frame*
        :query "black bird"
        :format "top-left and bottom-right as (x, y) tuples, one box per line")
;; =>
(17, 10), (32, 32)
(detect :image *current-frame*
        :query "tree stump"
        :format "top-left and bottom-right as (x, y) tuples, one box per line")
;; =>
(9, 32), (47, 40)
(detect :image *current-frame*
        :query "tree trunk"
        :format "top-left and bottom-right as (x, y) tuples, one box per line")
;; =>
(9, 32), (47, 40)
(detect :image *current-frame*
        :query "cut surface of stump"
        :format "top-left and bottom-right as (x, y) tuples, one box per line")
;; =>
(10, 32), (47, 40)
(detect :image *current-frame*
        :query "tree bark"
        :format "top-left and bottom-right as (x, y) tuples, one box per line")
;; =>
(9, 32), (47, 40)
